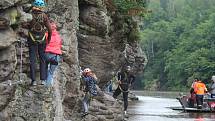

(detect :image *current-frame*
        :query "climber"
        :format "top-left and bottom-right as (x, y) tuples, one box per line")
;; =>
(81, 68), (98, 117)
(113, 65), (135, 115)
(44, 20), (62, 86)
(22, 0), (52, 86)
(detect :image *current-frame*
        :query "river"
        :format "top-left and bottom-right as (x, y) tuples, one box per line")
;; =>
(128, 91), (215, 121)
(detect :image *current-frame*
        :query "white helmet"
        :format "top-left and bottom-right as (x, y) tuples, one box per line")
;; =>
(84, 68), (91, 73)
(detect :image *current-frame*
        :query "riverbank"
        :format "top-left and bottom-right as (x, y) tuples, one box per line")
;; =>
(132, 90), (188, 99)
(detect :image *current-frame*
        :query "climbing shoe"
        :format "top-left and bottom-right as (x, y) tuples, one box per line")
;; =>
(124, 111), (129, 118)
(41, 80), (46, 85)
(124, 111), (127, 115)
(31, 81), (37, 86)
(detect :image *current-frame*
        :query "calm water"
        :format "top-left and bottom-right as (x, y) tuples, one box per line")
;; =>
(128, 91), (215, 121)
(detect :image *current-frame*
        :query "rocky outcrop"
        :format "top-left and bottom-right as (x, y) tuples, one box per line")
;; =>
(8, 85), (54, 121)
(0, 0), (21, 9)
(0, 0), (145, 120)
(78, 0), (145, 86)
(0, 45), (17, 82)
(0, 29), (17, 49)
(0, 0), (80, 120)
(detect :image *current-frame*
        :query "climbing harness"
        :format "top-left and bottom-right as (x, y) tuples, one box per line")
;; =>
(110, 71), (130, 93)
(29, 32), (46, 43)
(118, 84), (129, 93)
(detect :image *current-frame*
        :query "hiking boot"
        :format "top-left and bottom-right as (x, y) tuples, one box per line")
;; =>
(31, 81), (37, 86)
(41, 80), (46, 85)
(81, 112), (89, 117)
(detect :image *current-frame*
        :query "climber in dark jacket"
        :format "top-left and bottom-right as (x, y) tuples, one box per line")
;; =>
(113, 65), (135, 115)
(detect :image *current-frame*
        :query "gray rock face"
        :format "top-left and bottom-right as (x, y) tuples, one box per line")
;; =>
(78, 34), (118, 85)
(0, 45), (17, 82)
(78, 0), (145, 86)
(0, 45), (17, 120)
(0, 0), (29, 9)
(0, 83), (14, 115)
(0, 29), (17, 49)
(80, 6), (109, 37)
(0, 0), (18, 9)
(9, 86), (54, 121)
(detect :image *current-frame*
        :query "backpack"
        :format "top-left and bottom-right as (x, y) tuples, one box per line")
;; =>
(29, 12), (46, 43)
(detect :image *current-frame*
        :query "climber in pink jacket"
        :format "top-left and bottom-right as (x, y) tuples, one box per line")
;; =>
(44, 20), (62, 86)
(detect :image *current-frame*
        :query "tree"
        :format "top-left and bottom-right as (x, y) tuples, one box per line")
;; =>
(140, 0), (215, 91)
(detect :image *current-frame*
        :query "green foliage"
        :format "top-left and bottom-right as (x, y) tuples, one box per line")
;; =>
(140, 0), (215, 91)
(113, 0), (148, 15)
(129, 28), (141, 42)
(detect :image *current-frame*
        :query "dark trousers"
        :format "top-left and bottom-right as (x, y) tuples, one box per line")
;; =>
(196, 94), (204, 108)
(113, 84), (129, 111)
(28, 41), (47, 81)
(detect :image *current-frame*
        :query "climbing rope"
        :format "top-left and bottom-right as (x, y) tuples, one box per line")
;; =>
(19, 38), (25, 82)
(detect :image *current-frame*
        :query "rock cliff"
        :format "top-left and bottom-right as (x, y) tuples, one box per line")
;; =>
(0, 0), (145, 120)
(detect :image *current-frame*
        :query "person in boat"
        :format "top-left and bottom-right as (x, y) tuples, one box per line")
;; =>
(193, 79), (208, 109)
(210, 76), (215, 98)
(189, 78), (198, 107)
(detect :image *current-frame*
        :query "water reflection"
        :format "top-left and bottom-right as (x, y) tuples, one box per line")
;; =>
(190, 113), (215, 121)
(128, 91), (215, 121)
(194, 113), (204, 121)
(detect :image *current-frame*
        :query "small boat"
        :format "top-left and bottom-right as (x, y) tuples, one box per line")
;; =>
(171, 94), (215, 113)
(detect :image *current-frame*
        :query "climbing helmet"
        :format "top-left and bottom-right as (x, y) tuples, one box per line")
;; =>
(84, 68), (91, 73)
(33, 0), (46, 8)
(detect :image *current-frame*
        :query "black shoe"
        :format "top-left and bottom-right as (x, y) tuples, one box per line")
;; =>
(197, 105), (202, 109)
(81, 112), (89, 117)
